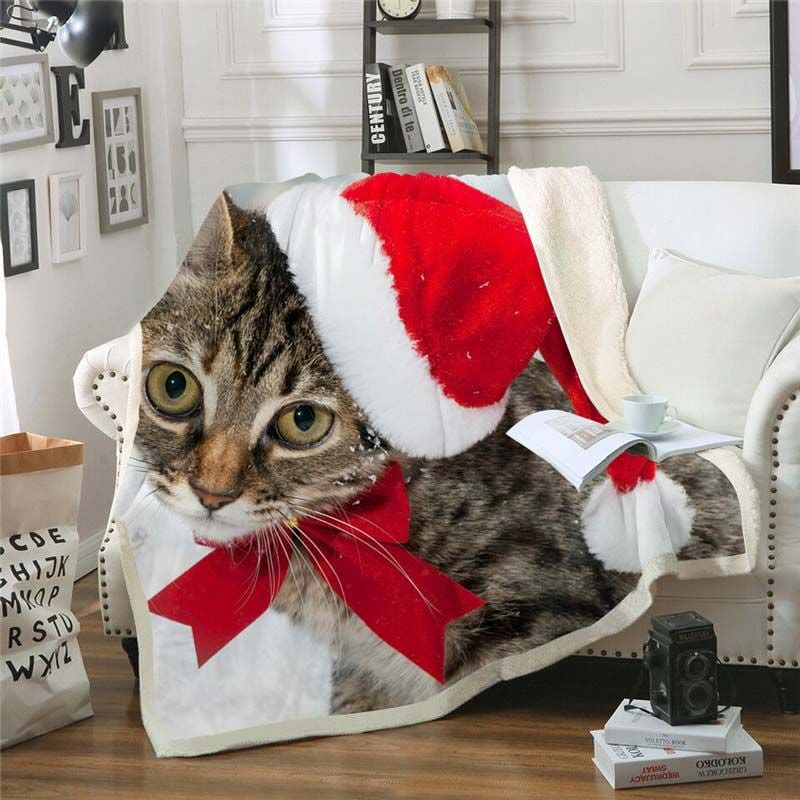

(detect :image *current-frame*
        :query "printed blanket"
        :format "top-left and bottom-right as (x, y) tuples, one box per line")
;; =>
(106, 168), (758, 756)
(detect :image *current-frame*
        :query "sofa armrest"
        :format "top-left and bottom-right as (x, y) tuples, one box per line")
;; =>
(73, 334), (133, 441)
(74, 333), (137, 638)
(744, 335), (800, 668)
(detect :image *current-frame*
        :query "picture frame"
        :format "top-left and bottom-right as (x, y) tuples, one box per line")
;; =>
(1, 180), (39, 277)
(91, 88), (149, 233)
(770, 0), (800, 184)
(49, 172), (87, 263)
(0, 54), (55, 153)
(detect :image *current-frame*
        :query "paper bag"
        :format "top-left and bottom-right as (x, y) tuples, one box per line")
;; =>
(1, 433), (93, 748)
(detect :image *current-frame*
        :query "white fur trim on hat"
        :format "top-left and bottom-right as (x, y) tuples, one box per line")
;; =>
(267, 183), (507, 459)
(580, 472), (695, 573)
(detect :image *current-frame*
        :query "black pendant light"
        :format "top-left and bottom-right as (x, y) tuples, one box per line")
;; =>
(31, 1), (76, 23)
(1, 0), (123, 67)
(55, 1), (120, 67)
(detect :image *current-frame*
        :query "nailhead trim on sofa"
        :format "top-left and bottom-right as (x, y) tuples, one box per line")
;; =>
(92, 369), (134, 637)
(764, 390), (799, 668)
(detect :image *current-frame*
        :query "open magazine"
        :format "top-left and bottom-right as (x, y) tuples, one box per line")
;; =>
(507, 410), (742, 491)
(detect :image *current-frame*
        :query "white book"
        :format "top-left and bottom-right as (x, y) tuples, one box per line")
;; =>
(604, 700), (742, 753)
(405, 64), (447, 153)
(425, 65), (484, 153)
(507, 410), (742, 492)
(592, 728), (763, 789)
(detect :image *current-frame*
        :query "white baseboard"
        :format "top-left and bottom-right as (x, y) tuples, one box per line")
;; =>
(76, 530), (103, 580)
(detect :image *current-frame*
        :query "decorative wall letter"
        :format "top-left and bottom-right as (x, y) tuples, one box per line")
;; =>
(51, 66), (90, 149)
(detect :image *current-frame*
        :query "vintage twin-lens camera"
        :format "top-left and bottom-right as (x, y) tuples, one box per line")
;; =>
(642, 611), (719, 725)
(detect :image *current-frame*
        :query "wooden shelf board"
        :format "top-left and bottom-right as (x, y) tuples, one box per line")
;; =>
(367, 18), (492, 35)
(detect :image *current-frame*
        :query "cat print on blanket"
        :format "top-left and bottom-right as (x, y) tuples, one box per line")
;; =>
(130, 190), (743, 718)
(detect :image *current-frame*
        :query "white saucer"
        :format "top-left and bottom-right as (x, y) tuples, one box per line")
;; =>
(607, 419), (681, 439)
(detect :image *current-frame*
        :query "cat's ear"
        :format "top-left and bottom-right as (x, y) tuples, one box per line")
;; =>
(181, 192), (235, 277)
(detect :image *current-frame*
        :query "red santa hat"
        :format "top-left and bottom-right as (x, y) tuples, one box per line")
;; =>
(267, 173), (557, 458)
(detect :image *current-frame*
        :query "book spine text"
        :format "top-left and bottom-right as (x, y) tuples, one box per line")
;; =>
(405, 64), (446, 153)
(364, 64), (400, 153)
(389, 66), (424, 153)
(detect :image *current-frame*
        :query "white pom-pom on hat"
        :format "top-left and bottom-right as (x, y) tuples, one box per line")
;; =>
(581, 471), (695, 573)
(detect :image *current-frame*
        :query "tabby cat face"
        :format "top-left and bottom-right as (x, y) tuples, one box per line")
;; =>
(136, 193), (387, 543)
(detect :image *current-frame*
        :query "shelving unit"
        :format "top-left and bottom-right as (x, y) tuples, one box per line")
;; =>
(361, 0), (501, 175)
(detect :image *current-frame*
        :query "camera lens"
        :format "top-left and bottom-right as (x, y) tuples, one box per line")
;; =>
(685, 652), (709, 679)
(686, 681), (712, 711)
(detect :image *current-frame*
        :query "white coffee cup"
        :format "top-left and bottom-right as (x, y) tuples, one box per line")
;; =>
(622, 394), (678, 433)
(435, 0), (477, 19)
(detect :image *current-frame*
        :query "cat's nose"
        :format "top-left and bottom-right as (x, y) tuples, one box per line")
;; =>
(189, 479), (241, 511)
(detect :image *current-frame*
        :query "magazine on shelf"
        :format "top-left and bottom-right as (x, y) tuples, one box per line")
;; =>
(426, 65), (484, 153)
(364, 63), (402, 153)
(507, 410), (742, 492)
(591, 728), (763, 789)
(604, 700), (743, 753)
(405, 63), (447, 152)
(389, 64), (425, 153)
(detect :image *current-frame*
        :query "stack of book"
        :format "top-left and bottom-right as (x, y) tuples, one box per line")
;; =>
(364, 63), (484, 156)
(592, 700), (763, 789)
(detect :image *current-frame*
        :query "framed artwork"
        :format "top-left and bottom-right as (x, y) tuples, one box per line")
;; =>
(49, 172), (87, 263)
(771, 0), (800, 183)
(0, 54), (55, 153)
(91, 88), (149, 233)
(1, 180), (39, 277)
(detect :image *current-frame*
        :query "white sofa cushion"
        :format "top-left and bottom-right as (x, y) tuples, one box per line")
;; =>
(626, 248), (800, 436)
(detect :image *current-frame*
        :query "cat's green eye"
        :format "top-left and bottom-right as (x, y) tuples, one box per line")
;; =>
(274, 403), (334, 448)
(146, 363), (202, 418)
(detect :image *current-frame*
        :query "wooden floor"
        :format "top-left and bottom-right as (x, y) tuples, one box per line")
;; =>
(2, 575), (798, 800)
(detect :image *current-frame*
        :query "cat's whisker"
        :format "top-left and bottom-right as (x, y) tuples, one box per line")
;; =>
(282, 512), (350, 610)
(278, 516), (345, 648)
(290, 502), (408, 569)
(293, 525), (352, 651)
(232, 539), (264, 614)
(243, 526), (274, 611)
(261, 527), (277, 603)
(274, 524), (311, 622)
(128, 455), (160, 466)
(136, 483), (165, 506)
(290, 504), (437, 615)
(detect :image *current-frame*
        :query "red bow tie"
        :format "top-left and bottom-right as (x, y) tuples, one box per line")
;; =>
(147, 463), (484, 682)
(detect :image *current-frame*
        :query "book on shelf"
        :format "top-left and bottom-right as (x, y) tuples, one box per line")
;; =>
(604, 700), (743, 753)
(426, 65), (484, 153)
(389, 64), (425, 153)
(591, 728), (763, 789)
(364, 63), (403, 153)
(506, 410), (742, 492)
(405, 63), (447, 153)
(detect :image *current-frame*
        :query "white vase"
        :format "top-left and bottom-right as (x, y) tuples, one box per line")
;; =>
(435, 0), (477, 20)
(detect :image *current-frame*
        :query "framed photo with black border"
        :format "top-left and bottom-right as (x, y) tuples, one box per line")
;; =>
(0, 53), (55, 153)
(770, 0), (800, 184)
(92, 87), (149, 233)
(1, 179), (39, 277)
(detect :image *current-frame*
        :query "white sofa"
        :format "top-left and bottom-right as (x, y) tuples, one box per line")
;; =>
(74, 179), (800, 707)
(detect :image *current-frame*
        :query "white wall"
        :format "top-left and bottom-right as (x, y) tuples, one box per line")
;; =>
(2, 0), (191, 574)
(177, 0), (772, 227)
